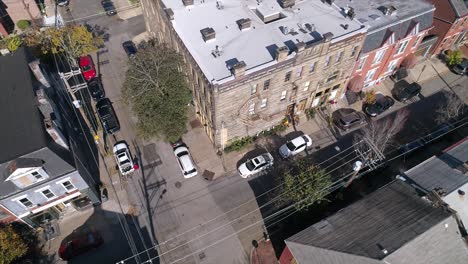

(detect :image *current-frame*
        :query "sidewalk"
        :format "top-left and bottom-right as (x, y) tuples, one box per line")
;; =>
(250, 240), (278, 264)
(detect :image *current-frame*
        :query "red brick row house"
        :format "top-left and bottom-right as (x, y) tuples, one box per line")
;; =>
(429, 0), (468, 56)
(335, 0), (435, 94)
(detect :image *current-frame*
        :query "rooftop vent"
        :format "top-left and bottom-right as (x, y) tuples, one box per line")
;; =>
(279, 0), (295, 8)
(382, 5), (397, 16)
(275, 46), (289, 62)
(211, 45), (223, 58)
(458, 189), (465, 196)
(200, 27), (216, 42)
(347, 7), (355, 20)
(255, 4), (286, 24)
(305, 23), (315, 32)
(325, 0), (334, 5)
(323, 32), (334, 41)
(216, 0), (224, 10)
(369, 14), (381, 20)
(376, 243), (388, 255)
(165, 8), (174, 20)
(232, 61), (246, 77)
(182, 0), (193, 6)
(236, 18), (251, 31)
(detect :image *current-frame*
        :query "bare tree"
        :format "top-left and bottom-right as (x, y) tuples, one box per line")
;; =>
(346, 110), (409, 187)
(436, 90), (466, 124)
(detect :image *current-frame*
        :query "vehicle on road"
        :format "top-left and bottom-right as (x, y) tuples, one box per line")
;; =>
(391, 80), (421, 102)
(57, 0), (69, 6)
(58, 231), (103, 260)
(363, 96), (395, 117)
(122, 41), (137, 58)
(238, 153), (274, 178)
(173, 144), (198, 178)
(96, 98), (120, 134)
(79, 55), (96, 81)
(452, 58), (468, 75)
(332, 108), (367, 131)
(113, 141), (135, 175)
(101, 0), (117, 16)
(87, 77), (105, 101)
(279, 134), (312, 158)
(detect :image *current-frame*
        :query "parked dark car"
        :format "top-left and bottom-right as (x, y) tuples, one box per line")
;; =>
(122, 41), (137, 58)
(452, 58), (468, 75)
(96, 98), (120, 134)
(363, 96), (395, 117)
(58, 231), (103, 260)
(87, 78), (105, 101)
(101, 0), (117, 16)
(332, 108), (367, 131)
(391, 80), (422, 102)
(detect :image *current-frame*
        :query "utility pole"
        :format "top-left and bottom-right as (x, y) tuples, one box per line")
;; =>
(345, 137), (385, 187)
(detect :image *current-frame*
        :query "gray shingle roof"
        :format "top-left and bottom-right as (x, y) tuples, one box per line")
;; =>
(0, 48), (48, 163)
(286, 181), (451, 261)
(449, 0), (468, 17)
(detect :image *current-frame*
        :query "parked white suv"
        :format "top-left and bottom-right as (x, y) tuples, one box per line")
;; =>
(113, 141), (135, 175)
(279, 134), (312, 158)
(173, 144), (198, 178)
(238, 153), (274, 178)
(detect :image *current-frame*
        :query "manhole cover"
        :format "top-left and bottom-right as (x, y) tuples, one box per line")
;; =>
(199, 252), (206, 260)
(202, 170), (215, 181)
(190, 119), (202, 128)
(175, 181), (182, 188)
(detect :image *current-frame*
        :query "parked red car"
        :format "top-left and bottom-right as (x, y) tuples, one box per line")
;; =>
(58, 231), (104, 260)
(79, 55), (97, 81)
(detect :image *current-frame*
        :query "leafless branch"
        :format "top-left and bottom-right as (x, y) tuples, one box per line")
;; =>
(436, 90), (466, 124)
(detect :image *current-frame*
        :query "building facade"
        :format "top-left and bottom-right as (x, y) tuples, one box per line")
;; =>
(0, 49), (100, 228)
(141, 0), (366, 148)
(429, 0), (468, 56)
(338, 0), (435, 92)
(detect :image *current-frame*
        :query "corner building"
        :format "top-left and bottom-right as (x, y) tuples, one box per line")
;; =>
(142, 0), (366, 148)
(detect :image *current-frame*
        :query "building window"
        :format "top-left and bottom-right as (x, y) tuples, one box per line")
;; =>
(365, 68), (377, 82)
(261, 99), (267, 108)
(41, 189), (56, 200)
(295, 67), (303, 78)
(327, 71), (339, 83)
(250, 84), (257, 95)
(357, 57), (367, 71)
(263, 79), (270, 90)
(324, 56), (331, 67)
(31, 171), (43, 180)
(386, 59), (399, 73)
(280, 91), (287, 101)
(18, 198), (33, 208)
(309, 62), (317, 73)
(396, 39), (410, 55)
(388, 33), (395, 45)
(410, 23), (419, 36)
(303, 81), (310, 91)
(351, 46), (359, 57)
(249, 103), (255, 115)
(335, 51), (343, 63)
(412, 35), (422, 48)
(284, 71), (292, 82)
(373, 48), (387, 64)
(61, 181), (75, 191)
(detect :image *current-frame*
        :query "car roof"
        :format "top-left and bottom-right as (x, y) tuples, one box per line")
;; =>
(252, 155), (266, 166)
(290, 136), (306, 147)
(178, 152), (195, 171)
(113, 142), (127, 151)
(96, 98), (111, 108)
(79, 55), (91, 65)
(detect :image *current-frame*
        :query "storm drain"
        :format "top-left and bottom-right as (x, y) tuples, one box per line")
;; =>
(199, 252), (206, 260)
(175, 181), (182, 188)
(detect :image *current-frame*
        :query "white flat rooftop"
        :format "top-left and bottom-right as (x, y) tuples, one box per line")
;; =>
(162, 0), (365, 84)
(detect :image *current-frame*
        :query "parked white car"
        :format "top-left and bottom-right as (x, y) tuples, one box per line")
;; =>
(279, 134), (313, 158)
(173, 144), (198, 178)
(238, 153), (274, 178)
(113, 141), (135, 175)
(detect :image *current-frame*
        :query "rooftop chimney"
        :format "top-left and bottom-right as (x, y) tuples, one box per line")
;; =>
(275, 46), (289, 62)
(279, 0), (295, 8)
(236, 18), (251, 31)
(232, 61), (246, 78)
(182, 0), (194, 6)
(323, 32), (334, 42)
(382, 5), (397, 16)
(200, 27), (216, 42)
(296, 41), (305, 52)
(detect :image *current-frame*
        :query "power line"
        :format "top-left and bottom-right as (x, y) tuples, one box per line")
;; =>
(117, 141), (366, 263)
(142, 118), (468, 264)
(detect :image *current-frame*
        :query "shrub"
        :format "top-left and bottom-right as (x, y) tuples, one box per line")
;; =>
(364, 90), (376, 104)
(447, 50), (462, 67)
(6, 35), (22, 52)
(16, 20), (31, 31)
(305, 108), (316, 120)
(224, 136), (253, 153)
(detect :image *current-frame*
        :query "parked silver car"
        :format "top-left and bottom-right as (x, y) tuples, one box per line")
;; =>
(279, 134), (312, 158)
(238, 153), (274, 178)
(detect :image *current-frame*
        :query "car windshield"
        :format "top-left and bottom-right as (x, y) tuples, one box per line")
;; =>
(121, 163), (133, 172)
(245, 160), (255, 171)
(176, 151), (189, 157)
(82, 65), (92, 71)
(184, 168), (196, 175)
(286, 141), (296, 151)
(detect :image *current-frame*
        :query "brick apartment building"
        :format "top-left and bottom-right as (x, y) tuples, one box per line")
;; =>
(429, 0), (468, 56)
(339, 0), (435, 93)
(141, 0), (366, 148)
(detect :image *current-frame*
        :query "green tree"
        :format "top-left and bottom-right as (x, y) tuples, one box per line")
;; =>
(279, 159), (331, 210)
(0, 225), (28, 264)
(122, 41), (192, 142)
(24, 25), (103, 65)
(447, 50), (462, 66)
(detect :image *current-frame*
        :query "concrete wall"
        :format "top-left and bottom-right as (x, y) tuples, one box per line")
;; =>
(443, 183), (468, 234)
(0, 171), (89, 217)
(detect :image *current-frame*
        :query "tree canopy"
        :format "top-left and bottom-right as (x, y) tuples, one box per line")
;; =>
(0, 224), (28, 264)
(279, 159), (331, 210)
(122, 41), (192, 142)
